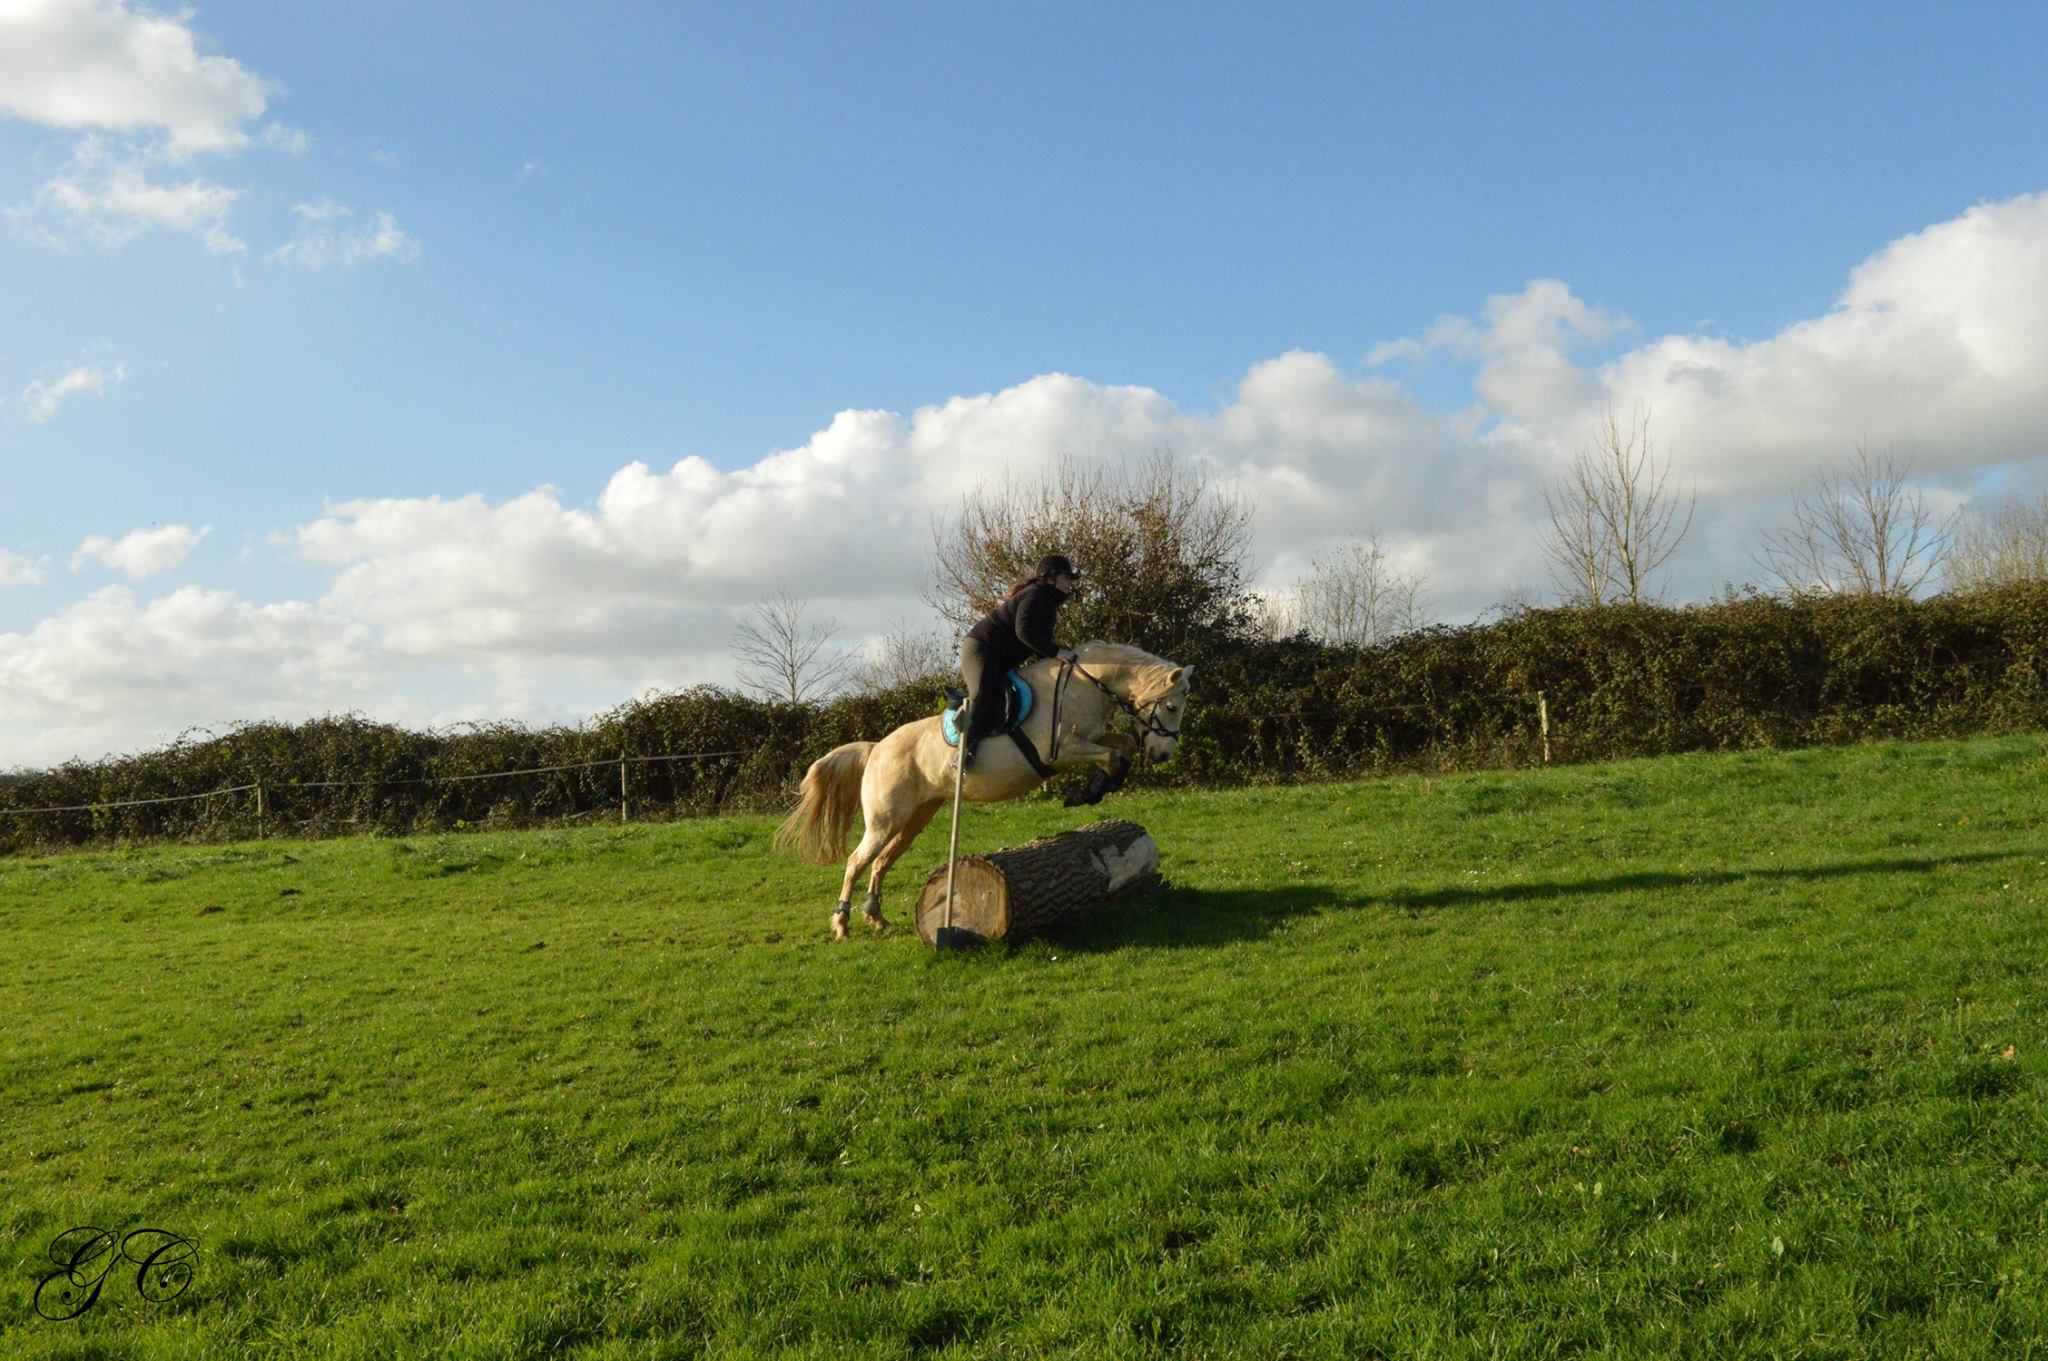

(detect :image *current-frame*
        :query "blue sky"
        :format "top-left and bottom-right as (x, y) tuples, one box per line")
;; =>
(4, 1), (2048, 765)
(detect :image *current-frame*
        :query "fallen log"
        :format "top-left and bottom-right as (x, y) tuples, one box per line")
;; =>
(915, 818), (1161, 948)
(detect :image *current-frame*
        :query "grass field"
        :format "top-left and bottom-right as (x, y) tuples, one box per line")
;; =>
(5, 734), (2048, 1359)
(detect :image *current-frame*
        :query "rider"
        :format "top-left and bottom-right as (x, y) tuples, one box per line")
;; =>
(958, 553), (1080, 770)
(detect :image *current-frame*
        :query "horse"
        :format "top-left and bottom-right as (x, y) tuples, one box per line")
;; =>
(774, 641), (1192, 939)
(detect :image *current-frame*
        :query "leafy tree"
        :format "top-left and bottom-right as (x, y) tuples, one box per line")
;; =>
(927, 453), (1258, 662)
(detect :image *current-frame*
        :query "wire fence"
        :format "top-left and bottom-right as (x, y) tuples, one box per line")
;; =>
(0, 750), (749, 821)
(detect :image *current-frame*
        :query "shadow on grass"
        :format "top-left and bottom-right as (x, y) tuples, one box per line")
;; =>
(1046, 883), (1351, 952)
(1384, 848), (2025, 914)
(1039, 848), (2027, 952)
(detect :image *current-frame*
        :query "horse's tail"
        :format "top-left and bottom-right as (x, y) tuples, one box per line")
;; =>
(773, 741), (872, 865)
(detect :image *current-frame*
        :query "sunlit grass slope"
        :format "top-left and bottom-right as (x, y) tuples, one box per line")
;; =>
(4, 734), (2047, 1358)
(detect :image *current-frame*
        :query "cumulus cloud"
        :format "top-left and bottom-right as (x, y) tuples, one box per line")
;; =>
(1602, 192), (2048, 495)
(0, 7), (361, 260)
(0, 0), (275, 154)
(280, 354), (1549, 675)
(0, 548), (50, 587)
(8, 191), (2048, 767)
(268, 202), (420, 268)
(21, 361), (126, 423)
(71, 524), (210, 579)
(0, 585), (397, 766)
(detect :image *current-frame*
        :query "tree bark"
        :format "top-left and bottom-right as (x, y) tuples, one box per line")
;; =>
(915, 819), (1160, 947)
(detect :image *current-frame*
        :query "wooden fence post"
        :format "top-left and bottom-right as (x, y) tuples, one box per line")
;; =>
(619, 755), (629, 826)
(256, 780), (267, 839)
(1538, 691), (1551, 765)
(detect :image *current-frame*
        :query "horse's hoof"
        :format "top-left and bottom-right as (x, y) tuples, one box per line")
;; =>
(1065, 771), (1112, 807)
(830, 904), (851, 941)
(863, 896), (887, 936)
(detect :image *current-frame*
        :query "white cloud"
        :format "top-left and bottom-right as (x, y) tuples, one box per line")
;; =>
(71, 524), (210, 579)
(0, 0), (274, 154)
(1368, 278), (1632, 439)
(7, 191), (2048, 767)
(1602, 191), (2048, 495)
(0, 548), (50, 587)
(21, 361), (126, 423)
(268, 203), (420, 268)
(26, 137), (244, 251)
(0, 585), (394, 766)
(289, 197), (349, 224)
(0, 9), (333, 258)
(259, 121), (310, 155)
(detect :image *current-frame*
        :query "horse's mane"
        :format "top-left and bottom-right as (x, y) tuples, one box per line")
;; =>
(1072, 640), (1172, 669)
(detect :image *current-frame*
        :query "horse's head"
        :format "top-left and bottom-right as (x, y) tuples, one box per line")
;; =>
(1133, 663), (1192, 763)
(1074, 642), (1193, 764)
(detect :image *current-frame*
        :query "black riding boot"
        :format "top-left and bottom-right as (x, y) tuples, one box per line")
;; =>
(958, 700), (993, 771)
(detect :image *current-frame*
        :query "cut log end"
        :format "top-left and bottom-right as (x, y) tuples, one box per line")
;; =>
(920, 857), (1010, 946)
(916, 819), (1160, 948)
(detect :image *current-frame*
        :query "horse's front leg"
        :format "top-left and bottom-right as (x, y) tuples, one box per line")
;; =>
(1054, 733), (1134, 807)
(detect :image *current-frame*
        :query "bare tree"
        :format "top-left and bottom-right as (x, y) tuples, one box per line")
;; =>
(1948, 490), (2048, 592)
(1290, 534), (1431, 646)
(848, 616), (951, 694)
(1756, 444), (1956, 598)
(928, 451), (1258, 659)
(731, 590), (850, 703)
(1249, 590), (1299, 643)
(1540, 404), (1695, 605)
(1543, 457), (1611, 605)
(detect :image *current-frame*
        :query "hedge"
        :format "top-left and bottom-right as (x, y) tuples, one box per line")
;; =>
(5, 585), (2046, 854)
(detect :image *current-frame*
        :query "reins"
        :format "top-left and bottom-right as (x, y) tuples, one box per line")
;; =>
(1056, 657), (1181, 745)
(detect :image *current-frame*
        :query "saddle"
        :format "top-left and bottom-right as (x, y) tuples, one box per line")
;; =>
(940, 671), (1058, 778)
(940, 670), (1033, 746)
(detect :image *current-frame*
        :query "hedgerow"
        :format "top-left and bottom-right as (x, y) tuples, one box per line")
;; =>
(5, 585), (2046, 854)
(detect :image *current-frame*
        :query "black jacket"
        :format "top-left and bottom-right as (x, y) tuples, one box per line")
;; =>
(967, 581), (1066, 671)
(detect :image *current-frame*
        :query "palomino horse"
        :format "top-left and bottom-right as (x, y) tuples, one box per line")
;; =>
(775, 641), (1192, 939)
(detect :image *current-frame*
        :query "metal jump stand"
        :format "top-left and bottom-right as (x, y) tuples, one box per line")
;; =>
(939, 700), (970, 948)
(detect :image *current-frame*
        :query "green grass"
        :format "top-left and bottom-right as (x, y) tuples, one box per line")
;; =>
(5, 734), (2048, 1359)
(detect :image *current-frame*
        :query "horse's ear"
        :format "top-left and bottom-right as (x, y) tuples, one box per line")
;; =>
(1169, 666), (1190, 688)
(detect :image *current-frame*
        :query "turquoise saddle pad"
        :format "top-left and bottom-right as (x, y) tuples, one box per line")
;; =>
(941, 670), (1033, 747)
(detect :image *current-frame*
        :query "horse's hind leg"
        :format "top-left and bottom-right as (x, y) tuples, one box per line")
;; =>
(832, 822), (891, 940)
(863, 800), (942, 935)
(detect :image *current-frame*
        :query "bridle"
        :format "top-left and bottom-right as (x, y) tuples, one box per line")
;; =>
(1059, 658), (1181, 742)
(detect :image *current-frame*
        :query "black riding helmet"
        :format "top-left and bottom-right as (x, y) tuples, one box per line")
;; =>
(1036, 553), (1079, 581)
